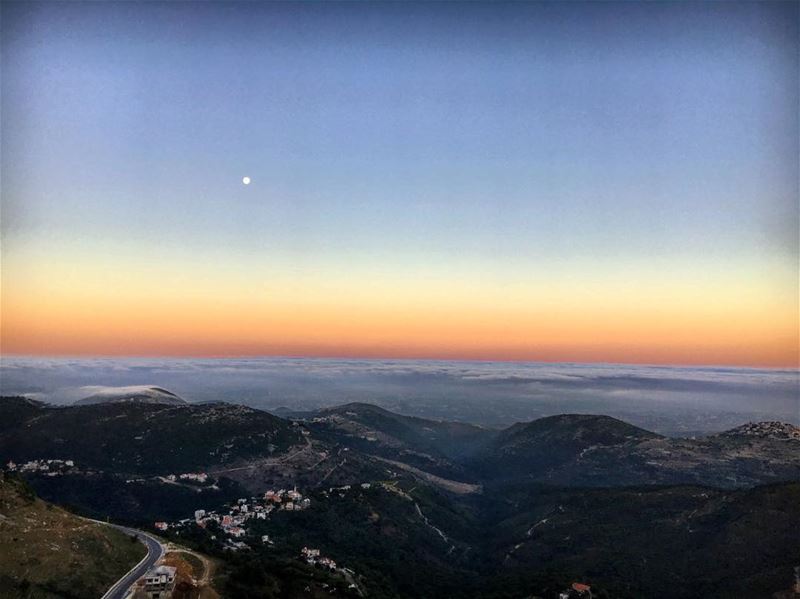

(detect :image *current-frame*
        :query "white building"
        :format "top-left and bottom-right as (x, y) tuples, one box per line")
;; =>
(144, 565), (176, 599)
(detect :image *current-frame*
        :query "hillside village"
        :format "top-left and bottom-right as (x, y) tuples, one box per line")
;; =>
(6, 458), (75, 475)
(719, 421), (800, 441)
(157, 485), (310, 550)
(154, 481), (372, 595)
(3, 395), (799, 599)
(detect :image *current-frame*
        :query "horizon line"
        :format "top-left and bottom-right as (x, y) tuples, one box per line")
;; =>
(2, 352), (798, 372)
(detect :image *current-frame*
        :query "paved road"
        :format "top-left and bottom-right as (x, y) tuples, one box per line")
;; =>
(94, 522), (164, 599)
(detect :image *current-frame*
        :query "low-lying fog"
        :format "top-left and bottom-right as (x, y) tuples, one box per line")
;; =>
(1, 357), (797, 436)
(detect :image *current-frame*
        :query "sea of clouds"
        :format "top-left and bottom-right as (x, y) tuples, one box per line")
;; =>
(1, 357), (797, 434)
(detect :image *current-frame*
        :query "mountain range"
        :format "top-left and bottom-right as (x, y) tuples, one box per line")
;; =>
(1, 395), (798, 598)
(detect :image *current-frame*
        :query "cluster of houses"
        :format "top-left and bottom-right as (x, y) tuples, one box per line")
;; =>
(152, 472), (216, 488)
(725, 421), (800, 441)
(322, 482), (371, 498)
(123, 472), (215, 488)
(154, 486), (312, 550)
(148, 482), (369, 593)
(300, 546), (363, 596)
(559, 582), (592, 599)
(300, 546), (337, 570)
(5, 459), (74, 476)
(163, 472), (209, 484)
(300, 545), (363, 595)
(263, 487), (312, 511)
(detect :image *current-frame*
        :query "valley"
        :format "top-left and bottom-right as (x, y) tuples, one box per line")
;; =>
(1, 395), (799, 598)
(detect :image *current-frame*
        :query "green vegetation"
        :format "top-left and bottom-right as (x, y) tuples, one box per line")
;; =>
(28, 471), (247, 524)
(0, 397), (45, 435)
(468, 413), (800, 487)
(165, 479), (800, 598)
(0, 397), (302, 475)
(307, 403), (493, 481)
(317, 402), (494, 458)
(0, 472), (146, 599)
(479, 481), (800, 598)
(219, 555), (358, 599)
(3, 397), (799, 598)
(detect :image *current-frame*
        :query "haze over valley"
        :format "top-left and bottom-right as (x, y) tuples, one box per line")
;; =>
(2, 357), (797, 436)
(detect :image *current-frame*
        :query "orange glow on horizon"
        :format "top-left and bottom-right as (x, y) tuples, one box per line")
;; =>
(2, 0), (798, 372)
(2, 282), (797, 367)
(2, 244), (797, 368)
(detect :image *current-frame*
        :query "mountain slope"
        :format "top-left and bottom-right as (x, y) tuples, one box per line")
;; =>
(311, 402), (494, 456)
(716, 421), (800, 441)
(74, 385), (186, 406)
(2, 398), (799, 598)
(470, 414), (800, 488)
(484, 481), (800, 599)
(470, 413), (661, 483)
(490, 413), (659, 461)
(4, 397), (797, 489)
(0, 397), (303, 475)
(0, 473), (146, 598)
(305, 402), (495, 480)
(0, 396), (45, 434)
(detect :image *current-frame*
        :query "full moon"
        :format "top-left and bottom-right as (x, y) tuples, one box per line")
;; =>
(242, 176), (251, 185)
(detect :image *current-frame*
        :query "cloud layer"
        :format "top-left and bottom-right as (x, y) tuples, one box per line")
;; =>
(2, 357), (797, 434)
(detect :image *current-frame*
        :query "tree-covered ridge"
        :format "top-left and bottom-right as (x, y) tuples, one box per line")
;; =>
(0, 397), (303, 475)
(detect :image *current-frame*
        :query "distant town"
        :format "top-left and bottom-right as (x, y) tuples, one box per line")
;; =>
(6, 458), (75, 475)
(154, 478), (373, 595)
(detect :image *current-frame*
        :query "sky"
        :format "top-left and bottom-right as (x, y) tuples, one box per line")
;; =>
(1, 1), (798, 366)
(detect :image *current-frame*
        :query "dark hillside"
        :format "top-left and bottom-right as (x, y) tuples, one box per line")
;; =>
(479, 481), (800, 598)
(470, 414), (800, 488)
(315, 402), (495, 458)
(0, 397), (303, 475)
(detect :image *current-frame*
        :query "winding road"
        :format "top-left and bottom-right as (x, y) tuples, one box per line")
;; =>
(90, 520), (164, 599)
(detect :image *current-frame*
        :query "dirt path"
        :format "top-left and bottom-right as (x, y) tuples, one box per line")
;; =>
(165, 545), (214, 585)
(413, 502), (455, 555)
(370, 456), (482, 495)
(320, 458), (347, 483)
(209, 435), (314, 475)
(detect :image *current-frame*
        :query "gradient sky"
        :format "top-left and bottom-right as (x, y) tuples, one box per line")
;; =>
(1, 1), (798, 366)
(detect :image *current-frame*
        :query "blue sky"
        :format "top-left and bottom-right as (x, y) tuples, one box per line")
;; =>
(2, 1), (798, 364)
(4, 2), (797, 258)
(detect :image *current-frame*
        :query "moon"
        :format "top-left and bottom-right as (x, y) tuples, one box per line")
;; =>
(242, 176), (251, 185)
